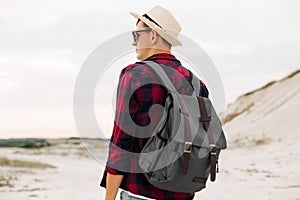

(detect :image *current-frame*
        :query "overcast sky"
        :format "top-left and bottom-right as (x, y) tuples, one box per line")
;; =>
(0, 0), (299, 138)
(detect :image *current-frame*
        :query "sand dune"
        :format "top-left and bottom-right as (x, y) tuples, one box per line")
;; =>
(205, 70), (300, 200)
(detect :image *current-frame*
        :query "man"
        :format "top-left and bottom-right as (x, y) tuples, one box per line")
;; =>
(100, 5), (208, 200)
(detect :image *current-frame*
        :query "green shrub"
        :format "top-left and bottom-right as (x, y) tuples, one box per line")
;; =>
(0, 138), (51, 148)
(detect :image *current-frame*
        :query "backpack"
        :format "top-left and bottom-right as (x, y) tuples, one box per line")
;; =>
(138, 61), (227, 193)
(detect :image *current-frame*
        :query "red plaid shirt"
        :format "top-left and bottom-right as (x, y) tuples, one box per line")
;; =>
(100, 53), (209, 200)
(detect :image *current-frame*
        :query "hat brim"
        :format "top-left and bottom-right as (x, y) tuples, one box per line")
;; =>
(130, 12), (182, 46)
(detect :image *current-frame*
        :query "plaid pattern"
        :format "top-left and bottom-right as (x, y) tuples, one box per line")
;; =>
(100, 53), (209, 200)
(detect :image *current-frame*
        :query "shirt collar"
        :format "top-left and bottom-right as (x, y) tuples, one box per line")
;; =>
(144, 53), (178, 62)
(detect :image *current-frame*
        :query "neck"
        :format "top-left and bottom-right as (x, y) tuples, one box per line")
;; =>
(147, 47), (171, 58)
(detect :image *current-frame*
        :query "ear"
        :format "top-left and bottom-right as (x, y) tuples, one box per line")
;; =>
(150, 30), (158, 45)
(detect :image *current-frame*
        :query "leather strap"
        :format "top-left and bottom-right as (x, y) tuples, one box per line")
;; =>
(197, 96), (217, 182)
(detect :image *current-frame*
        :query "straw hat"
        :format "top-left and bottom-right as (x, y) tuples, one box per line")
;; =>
(130, 5), (182, 46)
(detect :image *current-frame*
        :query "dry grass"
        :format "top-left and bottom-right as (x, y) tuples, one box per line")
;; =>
(224, 102), (254, 123)
(0, 174), (16, 188)
(0, 157), (56, 169)
(74, 150), (90, 158)
(233, 134), (272, 148)
(16, 187), (46, 192)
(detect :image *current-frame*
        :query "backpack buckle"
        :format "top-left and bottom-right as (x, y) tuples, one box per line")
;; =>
(199, 116), (211, 122)
(210, 144), (216, 155)
(184, 142), (192, 153)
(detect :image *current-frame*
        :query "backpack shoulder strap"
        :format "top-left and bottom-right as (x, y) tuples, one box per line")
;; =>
(191, 73), (201, 96)
(143, 60), (194, 175)
(143, 60), (177, 93)
(143, 61), (200, 96)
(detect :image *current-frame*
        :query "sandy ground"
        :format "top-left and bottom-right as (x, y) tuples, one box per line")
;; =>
(0, 139), (108, 200)
(1, 71), (299, 200)
(0, 137), (299, 200)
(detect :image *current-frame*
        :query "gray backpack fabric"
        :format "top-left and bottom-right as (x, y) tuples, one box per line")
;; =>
(138, 61), (227, 193)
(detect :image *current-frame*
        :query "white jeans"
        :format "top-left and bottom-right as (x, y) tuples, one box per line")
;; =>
(120, 191), (155, 200)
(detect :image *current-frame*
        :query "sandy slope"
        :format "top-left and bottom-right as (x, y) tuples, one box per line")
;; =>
(224, 70), (300, 142)
(207, 70), (300, 200)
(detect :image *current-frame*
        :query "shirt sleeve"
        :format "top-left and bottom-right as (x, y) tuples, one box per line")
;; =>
(105, 64), (167, 174)
(105, 67), (138, 175)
